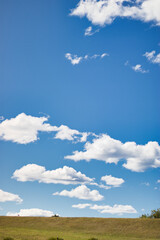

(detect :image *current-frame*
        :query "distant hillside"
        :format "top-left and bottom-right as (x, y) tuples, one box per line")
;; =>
(0, 217), (160, 240)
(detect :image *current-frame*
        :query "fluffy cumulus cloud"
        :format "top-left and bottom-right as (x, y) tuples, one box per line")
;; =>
(72, 203), (137, 214)
(53, 185), (104, 201)
(132, 64), (148, 73)
(65, 52), (108, 65)
(7, 208), (54, 217)
(0, 189), (23, 203)
(144, 51), (160, 64)
(12, 164), (124, 190)
(54, 125), (88, 142)
(12, 164), (94, 185)
(70, 0), (160, 26)
(157, 179), (160, 183)
(0, 113), (55, 144)
(65, 134), (160, 172)
(101, 175), (124, 187)
(2, 113), (160, 173)
(0, 113), (88, 144)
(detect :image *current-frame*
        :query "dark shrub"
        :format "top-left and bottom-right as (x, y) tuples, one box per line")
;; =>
(48, 238), (63, 240)
(3, 238), (14, 240)
(88, 238), (98, 240)
(51, 214), (59, 217)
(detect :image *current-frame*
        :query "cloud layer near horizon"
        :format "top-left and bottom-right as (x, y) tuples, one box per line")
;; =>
(70, 0), (160, 26)
(7, 208), (54, 217)
(72, 203), (137, 214)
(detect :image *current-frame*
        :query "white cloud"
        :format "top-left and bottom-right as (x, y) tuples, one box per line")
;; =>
(65, 52), (108, 65)
(85, 26), (93, 36)
(54, 125), (89, 142)
(0, 113), (89, 144)
(7, 208), (54, 217)
(144, 51), (160, 64)
(101, 175), (124, 187)
(91, 53), (109, 59)
(132, 64), (148, 73)
(53, 185), (104, 201)
(96, 184), (112, 190)
(101, 53), (108, 58)
(54, 125), (80, 141)
(12, 164), (121, 190)
(70, 0), (160, 26)
(65, 53), (83, 65)
(72, 203), (137, 214)
(80, 132), (89, 142)
(84, 26), (100, 36)
(0, 113), (55, 144)
(0, 189), (23, 203)
(157, 179), (160, 183)
(2, 114), (160, 173)
(90, 204), (137, 214)
(125, 61), (148, 73)
(72, 203), (91, 209)
(12, 164), (94, 185)
(65, 134), (160, 172)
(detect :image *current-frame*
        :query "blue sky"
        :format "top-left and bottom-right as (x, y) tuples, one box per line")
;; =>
(0, 0), (160, 217)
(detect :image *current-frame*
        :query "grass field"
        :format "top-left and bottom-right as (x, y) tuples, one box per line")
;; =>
(0, 217), (160, 240)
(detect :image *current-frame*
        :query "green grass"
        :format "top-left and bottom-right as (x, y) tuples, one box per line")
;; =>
(0, 217), (160, 240)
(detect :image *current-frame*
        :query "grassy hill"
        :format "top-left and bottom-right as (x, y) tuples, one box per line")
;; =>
(0, 217), (160, 240)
